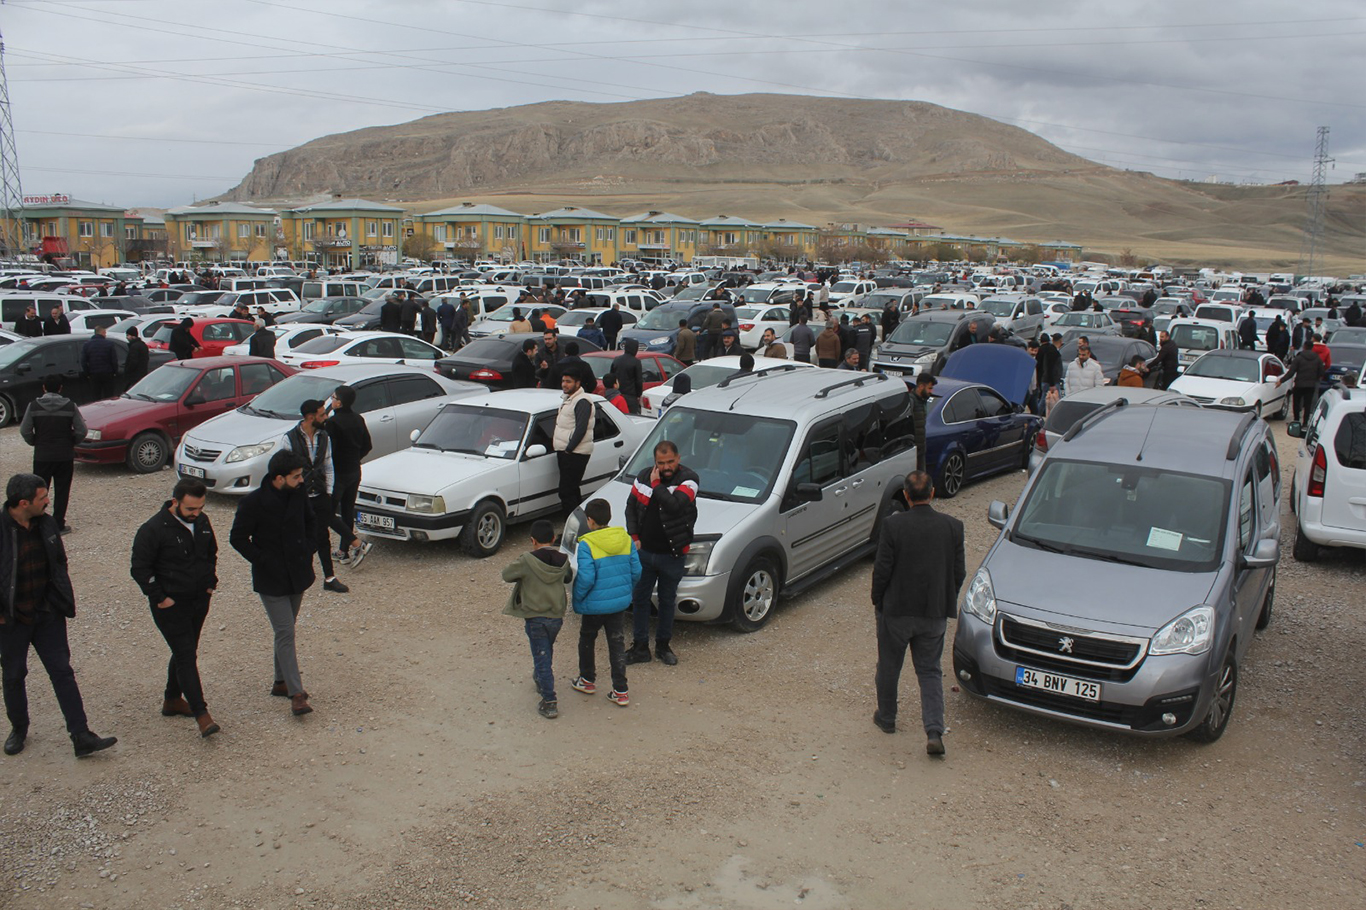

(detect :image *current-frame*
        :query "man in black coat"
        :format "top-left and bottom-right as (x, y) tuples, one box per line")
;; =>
(129, 477), (220, 738)
(324, 385), (373, 569)
(80, 325), (120, 401)
(870, 470), (965, 756)
(43, 306), (71, 336)
(399, 294), (421, 336)
(1146, 330), (1179, 390)
(124, 327), (150, 390)
(248, 321), (276, 358)
(168, 318), (200, 360)
(1277, 339), (1326, 423)
(229, 451), (317, 717)
(1237, 312), (1259, 350)
(612, 338), (645, 413)
(14, 304), (42, 337)
(379, 294), (403, 333)
(510, 338), (539, 389)
(18, 374), (86, 534)
(1, 473), (118, 758)
(536, 330), (562, 389)
(597, 304), (623, 351)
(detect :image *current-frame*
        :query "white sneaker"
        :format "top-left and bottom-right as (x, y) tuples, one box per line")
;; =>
(332, 548), (352, 567)
(349, 539), (373, 569)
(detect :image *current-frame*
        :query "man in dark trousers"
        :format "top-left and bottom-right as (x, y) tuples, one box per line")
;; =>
(1146, 330), (1179, 390)
(624, 440), (699, 667)
(325, 385), (374, 569)
(43, 306), (71, 336)
(229, 452), (317, 717)
(19, 375), (86, 534)
(14, 304), (42, 337)
(790, 312), (816, 364)
(1037, 332), (1064, 409)
(1237, 311), (1259, 350)
(399, 293), (421, 336)
(80, 324), (120, 401)
(536, 330), (562, 389)
(870, 470), (965, 757)
(124, 326), (150, 390)
(598, 303), (624, 351)
(168, 318), (200, 360)
(248, 320), (276, 358)
(280, 400), (348, 594)
(701, 302), (726, 359)
(436, 296), (457, 350)
(417, 298), (437, 344)
(553, 369), (595, 516)
(853, 314), (877, 370)
(1277, 339), (1326, 423)
(379, 294), (403, 333)
(612, 338), (645, 414)
(911, 373), (935, 472)
(511, 338), (539, 389)
(1, 473), (118, 758)
(129, 478), (221, 738)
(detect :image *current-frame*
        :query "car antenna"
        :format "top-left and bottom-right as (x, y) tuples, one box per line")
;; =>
(1134, 407), (1160, 462)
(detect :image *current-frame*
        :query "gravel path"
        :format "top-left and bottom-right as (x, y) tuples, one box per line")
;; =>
(0, 421), (1361, 909)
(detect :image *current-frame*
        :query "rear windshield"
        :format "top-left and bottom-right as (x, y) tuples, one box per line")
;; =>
(1043, 400), (1101, 434)
(1336, 414), (1366, 470)
(1171, 324), (1221, 351)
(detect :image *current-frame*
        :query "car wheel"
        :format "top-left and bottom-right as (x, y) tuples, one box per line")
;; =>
(728, 555), (780, 633)
(1184, 651), (1237, 744)
(0, 394), (12, 428)
(126, 432), (169, 473)
(1292, 520), (1320, 562)
(1255, 569), (1275, 631)
(1274, 393), (1289, 421)
(460, 499), (506, 558)
(936, 451), (966, 498)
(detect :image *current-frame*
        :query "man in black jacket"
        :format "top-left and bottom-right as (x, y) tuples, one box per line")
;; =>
(43, 306), (71, 336)
(536, 330), (562, 389)
(280, 401), (348, 594)
(624, 440), (699, 667)
(598, 303), (623, 351)
(248, 320), (276, 358)
(14, 304), (42, 337)
(325, 386), (373, 569)
(511, 338), (539, 389)
(1277, 339), (1326, 423)
(379, 294), (403, 333)
(1036, 333), (1064, 408)
(1237, 312), (1259, 350)
(612, 338), (645, 413)
(1146, 330), (1179, 390)
(130, 478), (220, 738)
(124, 327), (150, 391)
(1, 473), (118, 758)
(399, 294), (421, 336)
(80, 325), (120, 400)
(19, 374), (86, 534)
(229, 451), (317, 717)
(869, 470), (965, 756)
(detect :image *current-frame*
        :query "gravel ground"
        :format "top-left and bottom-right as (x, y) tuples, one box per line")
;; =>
(0, 421), (1362, 910)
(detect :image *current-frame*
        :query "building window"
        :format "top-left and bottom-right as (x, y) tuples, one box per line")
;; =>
(381, 221), (394, 238)
(303, 222), (314, 241)
(255, 223), (266, 237)
(238, 223), (250, 239)
(538, 227), (551, 243)
(125, 225), (136, 240)
(434, 224), (446, 242)
(367, 221), (378, 236)
(97, 222), (113, 238)
(563, 228), (581, 243)
(624, 229), (637, 244)
(507, 225), (517, 239)
(494, 224), (505, 240)
(78, 221), (93, 238)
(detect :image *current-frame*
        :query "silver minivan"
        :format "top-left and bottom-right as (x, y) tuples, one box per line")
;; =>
(561, 367), (918, 631)
(953, 402), (1280, 742)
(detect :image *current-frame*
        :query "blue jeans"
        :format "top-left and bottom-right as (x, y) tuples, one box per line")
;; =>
(524, 617), (563, 701)
(631, 550), (686, 645)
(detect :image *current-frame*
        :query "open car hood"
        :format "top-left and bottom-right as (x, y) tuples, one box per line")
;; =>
(939, 345), (1035, 406)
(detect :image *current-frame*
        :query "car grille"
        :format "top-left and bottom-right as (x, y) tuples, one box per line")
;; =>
(1185, 395), (1215, 404)
(181, 445), (222, 462)
(357, 490), (408, 508)
(996, 614), (1146, 681)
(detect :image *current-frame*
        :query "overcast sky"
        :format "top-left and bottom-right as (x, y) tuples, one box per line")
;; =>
(5, 0), (1365, 208)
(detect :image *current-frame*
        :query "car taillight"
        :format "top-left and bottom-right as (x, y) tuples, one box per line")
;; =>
(470, 368), (503, 382)
(641, 396), (652, 410)
(300, 360), (340, 369)
(1307, 444), (1326, 498)
(739, 323), (755, 331)
(1034, 429), (1049, 452)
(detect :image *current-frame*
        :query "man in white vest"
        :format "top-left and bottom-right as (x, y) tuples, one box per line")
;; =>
(553, 371), (595, 516)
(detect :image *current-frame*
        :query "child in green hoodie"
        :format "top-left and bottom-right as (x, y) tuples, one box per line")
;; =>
(502, 520), (573, 719)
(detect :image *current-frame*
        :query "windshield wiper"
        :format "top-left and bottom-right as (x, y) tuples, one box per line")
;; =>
(1081, 550), (1155, 568)
(410, 441), (440, 450)
(1012, 533), (1073, 555)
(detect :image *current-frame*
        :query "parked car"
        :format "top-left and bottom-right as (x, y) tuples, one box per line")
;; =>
(1323, 343), (1366, 393)
(352, 389), (654, 556)
(468, 304), (568, 339)
(1059, 336), (1157, 386)
(173, 364), (482, 493)
(1029, 387), (1196, 472)
(870, 310), (992, 380)
(435, 335), (605, 390)
(580, 350), (683, 396)
(147, 318), (255, 358)
(553, 307), (638, 339)
(272, 295), (370, 325)
(976, 295), (1046, 340)
(0, 335), (175, 426)
(221, 323), (347, 357)
(276, 331), (445, 369)
(1287, 386), (1366, 561)
(954, 403), (1281, 742)
(731, 303), (793, 349)
(618, 301), (738, 356)
(639, 355), (814, 417)
(76, 356), (295, 473)
(1169, 350), (1288, 419)
(1168, 318), (1240, 374)
(1050, 310), (1115, 334)
(825, 279), (877, 306)
(1193, 303), (1244, 325)
(560, 367), (919, 631)
(66, 309), (138, 332)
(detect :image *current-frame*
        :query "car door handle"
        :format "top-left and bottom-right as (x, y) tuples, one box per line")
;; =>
(379, 415), (394, 422)
(833, 486), (847, 496)
(850, 479), (864, 488)
(614, 440), (624, 447)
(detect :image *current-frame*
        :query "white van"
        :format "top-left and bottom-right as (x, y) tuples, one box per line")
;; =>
(301, 279), (366, 300)
(1168, 318), (1240, 373)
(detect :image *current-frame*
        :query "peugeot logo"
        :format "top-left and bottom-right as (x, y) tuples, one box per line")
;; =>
(1058, 636), (1075, 654)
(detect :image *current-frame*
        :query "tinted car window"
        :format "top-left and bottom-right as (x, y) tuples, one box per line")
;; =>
(942, 389), (981, 423)
(1335, 413), (1366, 470)
(387, 375), (443, 406)
(592, 405), (620, 441)
(350, 381), (390, 413)
(977, 388), (1012, 418)
(792, 420), (843, 487)
(238, 362), (283, 396)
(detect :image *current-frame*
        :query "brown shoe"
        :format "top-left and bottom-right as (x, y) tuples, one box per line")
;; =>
(161, 697), (193, 717)
(196, 713), (220, 738)
(270, 681), (288, 697)
(290, 694), (313, 716)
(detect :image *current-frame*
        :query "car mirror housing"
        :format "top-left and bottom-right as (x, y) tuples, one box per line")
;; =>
(794, 482), (823, 503)
(183, 394), (205, 407)
(409, 428), (421, 443)
(524, 444), (548, 459)
(987, 500), (1010, 529)
(1242, 538), (1279, 569)
(1286, 421), (1305, 438)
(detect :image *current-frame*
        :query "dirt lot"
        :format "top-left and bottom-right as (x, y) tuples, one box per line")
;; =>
(0, 421), (1362, 910)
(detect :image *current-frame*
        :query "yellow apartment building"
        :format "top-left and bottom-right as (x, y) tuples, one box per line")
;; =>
(164, 201), (277, 263)
(618, 211), (699, 263)
(411, 202), (524, 262)
(18, 194), (129, 269)
(280, 198), (404, 270)
(527, 206), (620, 264)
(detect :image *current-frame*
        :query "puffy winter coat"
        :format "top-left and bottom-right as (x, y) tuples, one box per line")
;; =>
(573, 526), (641, 615)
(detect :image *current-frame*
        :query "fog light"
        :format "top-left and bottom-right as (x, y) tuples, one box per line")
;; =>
(232, 476), (250, 488)
(1162, 712), (1177, 726)
(411, 531), (428, 542)
(676, 599), (701, 615)
(958, 669), (972, 681)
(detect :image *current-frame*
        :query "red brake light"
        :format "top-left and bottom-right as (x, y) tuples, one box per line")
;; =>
(1307, 444), (1326, 498)
(739, 323), (755, 331)
(641, 396), (652, 410)
(300, 360), (340, 369)
(470, 368), (503, 382)
(1034, 429), (1049, 452)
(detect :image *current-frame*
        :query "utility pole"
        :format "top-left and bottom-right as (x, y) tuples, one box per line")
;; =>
(1298, 126), (1333, 279)
(0, 1), (25, 258)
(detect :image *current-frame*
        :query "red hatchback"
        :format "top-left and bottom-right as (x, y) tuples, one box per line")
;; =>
(580, 350), (684, 395)
(148, 318), (255, 358)
(76, 356), (296, 473)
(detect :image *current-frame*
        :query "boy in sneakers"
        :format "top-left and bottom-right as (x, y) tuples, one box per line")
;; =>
(501, 520), (572, 719)
(570, 499), (640, 707)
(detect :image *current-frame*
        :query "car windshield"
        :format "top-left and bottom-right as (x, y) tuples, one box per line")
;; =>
(621, 407), (797, 503)
(0, 339), (37, 370)
(125, 365), (198, 402)
(293, 335), (349, 354)
(673, 284), (709, 301)
(414, 405), (529, 458)
(178, 292), (216, 306)
(300, 299), (332, 313)
(919, 295), (965, 310)
(865, 293), (902, 308)
(979, 299), (1018, 317)
(832, 282), (859, 293)
(738, 287), (774, 303)
(635, 308), (680, 331)
(554, 310), (595, 326)
(888, 320), (954, 346)
(242, 373), (341, 419)
(1171, 324), (1221, 350)
(1329, 327), (1366, 344)
(1185, 355), (1260, 383)
(1012, 459), (1229, 571)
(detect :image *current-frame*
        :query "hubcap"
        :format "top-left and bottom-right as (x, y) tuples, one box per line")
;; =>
(742, 569), (775, 621)
(944, 456), (964, 494)
(477, 512), (501, 548)
(1209, 663), (1234, 729)
(135, 440), (163, 468)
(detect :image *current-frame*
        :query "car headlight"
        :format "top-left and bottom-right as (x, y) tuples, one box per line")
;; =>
(1150, 605), (1214, 655)
(560, 510), (584, 553)
(915, 352), (937, 365)
(682, 539), (715, 576)
(225, 441), (275, 463)
(1219, 396), (1246, 407)
(962, 567), (996, 623)
(649, 336), (671, 346)
(406, 494), (446, 514)
(85, 429), (102, 441)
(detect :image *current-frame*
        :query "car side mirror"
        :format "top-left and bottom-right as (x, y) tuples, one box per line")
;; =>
(183, 394), (205, 407)
(409, 428), (421, 443)
(987, 500), (1010, 530)
(15, 363), (30, 374)
(794, 482), (823, 503)
(524, 444), (548, 459)
(1242, 537), (1279, 569)
(1286, 421), (1305, 438)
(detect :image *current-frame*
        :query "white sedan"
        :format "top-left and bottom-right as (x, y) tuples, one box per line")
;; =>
(468, 304), (567, 338)
(222, 323), (347, 357)
(1168, 349), (1289, 419)
(353, 389), (654, 556)
(733, 303), (792, 349)
(639, 354), (815, 417)
(553, 307), (638, 338)
(277, 331), (445, 369)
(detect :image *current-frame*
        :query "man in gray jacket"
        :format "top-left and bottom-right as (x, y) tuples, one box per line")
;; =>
(19, 375), (87, 534)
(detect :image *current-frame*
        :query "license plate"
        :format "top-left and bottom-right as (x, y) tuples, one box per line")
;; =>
(179, 465), (206, 478)
(356, 512), (395, 531)
(1015, 666), (1101, 702)
(881, 368), (902, 377)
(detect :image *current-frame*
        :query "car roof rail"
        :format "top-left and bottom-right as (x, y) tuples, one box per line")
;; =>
(813, 371), (890, 399)
(1062, 396), (1129, 442)
(716, 363), (803, 388)
(1226, 411), (1259, 460)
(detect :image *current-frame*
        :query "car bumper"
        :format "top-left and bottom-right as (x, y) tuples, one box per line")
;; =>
(951, 611), (1214, 736)
(871, 360), (923, 379)
(1295, 499), (1366, 549)
(173, 446), (269, 494)
(74, 439), (130, 465)
(350, 503), (470, 542)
